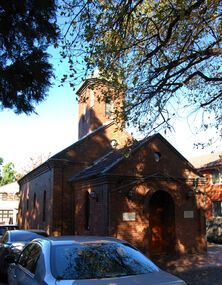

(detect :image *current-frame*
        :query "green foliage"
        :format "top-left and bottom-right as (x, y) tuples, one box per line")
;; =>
(207, 234), (222, 244)
(60, 0), (222, 140)
(0, 160), (17, 186)
(0, 0), (59, 114)
(0, 158), (3, 180)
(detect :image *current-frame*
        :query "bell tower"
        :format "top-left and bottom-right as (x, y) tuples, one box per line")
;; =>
(77, 78), (123, 139)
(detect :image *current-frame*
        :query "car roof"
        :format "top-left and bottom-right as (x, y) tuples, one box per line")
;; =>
(0, 224), (18, 227)
(25, 229), (48, 237)
(34, 236), (128, 246)
(7, 229), (35, 234)
(6, 230), (46, 237)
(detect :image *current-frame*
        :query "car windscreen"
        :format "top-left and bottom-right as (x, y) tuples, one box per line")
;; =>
(10, 231), (42, 242)
(0, 226), (17, 235)
(51, 242), (159, 280)
(0, 228), (5, 235)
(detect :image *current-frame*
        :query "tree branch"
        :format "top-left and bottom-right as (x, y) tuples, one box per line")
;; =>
(150, 39), (222, 77)
(200, 92), (222, 108)
(142, 0), (205, 61)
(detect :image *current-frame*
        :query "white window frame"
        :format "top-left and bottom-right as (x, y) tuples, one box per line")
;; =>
(211, 169), (222, 185)
(212, 201), (222, 217)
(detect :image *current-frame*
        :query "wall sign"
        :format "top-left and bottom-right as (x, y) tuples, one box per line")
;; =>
(184, 210), (194, 219)
(123, 212), (136, 221)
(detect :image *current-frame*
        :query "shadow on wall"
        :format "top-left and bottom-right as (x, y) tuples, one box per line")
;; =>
(18, 99), (206, 257)
(18, 106), (130, 236)
(18, 179), (52, 234)
(107, 140), (206, 257)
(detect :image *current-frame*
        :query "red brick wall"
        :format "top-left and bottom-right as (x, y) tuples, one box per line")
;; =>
(51, 164), (77, 236)
(78, 81), (124, 139)
(108, 181), (206, 256)
(19, 168), (53, 234)
(56, 123), (132, 163)
(19, 121), (131, 235)
(73, 180), (109, 236)
(112, 136), (199, 178)
(71, 135), (206, 255)
(19, 105), (206, 255)
(199, 171), (222, 220)
(106, 136), (206, 254)
(72, 176), (206, 255)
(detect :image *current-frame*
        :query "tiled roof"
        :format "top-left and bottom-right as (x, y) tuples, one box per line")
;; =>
(69, 133), (198, 182)
(69, 150), (122, 181)
(190, 152), (222, 170)
(69, 136), (151, 182)
(199, 158), (222, 170)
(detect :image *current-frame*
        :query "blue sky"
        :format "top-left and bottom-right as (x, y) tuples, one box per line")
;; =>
(0, 48), (220, 172)
(0, 47), (79, 171)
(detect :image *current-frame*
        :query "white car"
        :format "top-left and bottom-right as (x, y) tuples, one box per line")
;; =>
(8, 236), (186, 285)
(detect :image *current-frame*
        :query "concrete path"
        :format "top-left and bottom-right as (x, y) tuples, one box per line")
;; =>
(153, 243), (222, 285)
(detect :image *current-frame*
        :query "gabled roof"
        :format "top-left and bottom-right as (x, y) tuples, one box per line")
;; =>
(70, 133), (198, 182)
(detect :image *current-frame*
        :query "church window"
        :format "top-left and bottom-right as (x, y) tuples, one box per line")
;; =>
(27, 198), (29, 211)
(212, 201), (222, 217)
(212, 170), (222, 184)
(85, 191), (90, 231)
(105, 96), (112, 116)
(33, 193), (36, 209)
(110, 139), (118, 149)
(43, 191), (46, 222)
(90, 89), (94, 108)
(153, 152), (161, 162)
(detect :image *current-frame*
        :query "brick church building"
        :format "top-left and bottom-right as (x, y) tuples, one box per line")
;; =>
(18, 78), (206, 256)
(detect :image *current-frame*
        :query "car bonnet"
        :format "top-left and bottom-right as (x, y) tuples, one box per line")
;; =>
(54, 270), (186, 285)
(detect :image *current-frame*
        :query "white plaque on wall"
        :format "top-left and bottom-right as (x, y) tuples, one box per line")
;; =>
(123, 212), (136, 221)
(184, 210), (194, 218)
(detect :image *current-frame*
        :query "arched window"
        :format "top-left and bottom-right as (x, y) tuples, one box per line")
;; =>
(43, 191), (46, 222)
(33, 193), (36, 209)
(85, 191), (90, 231)
(26, 198), (29, 211)
(90, 89), (94, 108)
(105, 96), (112, 116)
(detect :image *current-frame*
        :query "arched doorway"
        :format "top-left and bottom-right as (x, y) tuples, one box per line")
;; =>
(149, 190), (176, 256)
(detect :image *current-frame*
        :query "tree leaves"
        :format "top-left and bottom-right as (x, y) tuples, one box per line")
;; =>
(60, 0), (222, 139)
(0, 0), (58, 114)
(0, 160), (17, 186)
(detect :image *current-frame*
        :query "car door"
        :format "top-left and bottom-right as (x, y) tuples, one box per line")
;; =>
(8, 243), (42, 285)
(0, 232), (9, 275)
